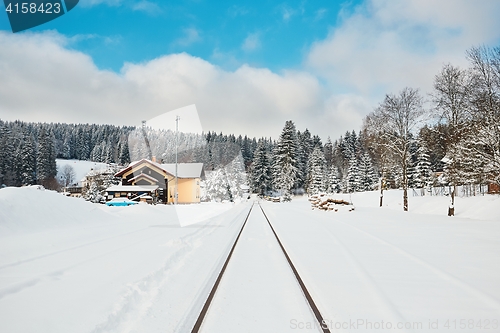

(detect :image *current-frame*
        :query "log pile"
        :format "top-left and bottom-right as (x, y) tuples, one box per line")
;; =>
(263, 196), (281, 203)
(309, 194), (354, 212)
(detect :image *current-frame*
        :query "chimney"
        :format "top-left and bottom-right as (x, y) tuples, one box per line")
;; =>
(152, 156), (157, 163)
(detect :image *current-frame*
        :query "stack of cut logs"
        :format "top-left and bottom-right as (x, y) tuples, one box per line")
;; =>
(263, 196), (281, 203)
(309, 194), (354, 212)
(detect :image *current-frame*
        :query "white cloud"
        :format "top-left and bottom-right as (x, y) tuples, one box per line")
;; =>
(173, 28), (201, 47)
(0, 31), (353, 139)
(314, 8), (327, 21)
(131, 1), (161, 14)
(79, 0), (122, 7)
(241, 33), (261, 52)
(227, 5), (249, 18)
(307, 0), (500, 96)
(79, 0), (160, 13)
(2, 1), (500, 141)
(280, 5), (296, 22)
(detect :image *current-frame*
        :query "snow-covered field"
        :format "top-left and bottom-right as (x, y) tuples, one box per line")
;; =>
(0, 187), (499, 332)
(56, 159), (111, 184)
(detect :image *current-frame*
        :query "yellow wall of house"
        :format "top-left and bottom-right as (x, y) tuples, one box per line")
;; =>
(167, 178), (200, 204)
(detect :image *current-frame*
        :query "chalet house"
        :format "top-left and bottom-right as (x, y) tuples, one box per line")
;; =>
(106, 158), (203, 204)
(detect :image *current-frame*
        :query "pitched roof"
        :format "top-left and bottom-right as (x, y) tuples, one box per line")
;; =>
(160, 163), (203, 178)
(115, 159), (203, 179)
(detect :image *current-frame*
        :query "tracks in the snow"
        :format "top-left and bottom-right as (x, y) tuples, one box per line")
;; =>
(190, 202), (330, 333)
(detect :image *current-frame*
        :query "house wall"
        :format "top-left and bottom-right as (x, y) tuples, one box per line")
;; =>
(122, 166), (165, 186)
(167, 178), (200, 204)
(117, 161), (200, 204)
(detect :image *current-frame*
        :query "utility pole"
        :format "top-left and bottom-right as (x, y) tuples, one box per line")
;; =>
(175, 115), (180, 205)
(141, 120), (152, 160)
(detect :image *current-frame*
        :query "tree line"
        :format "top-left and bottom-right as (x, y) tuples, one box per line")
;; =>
(1, 45), (498, 213)
(0, 121), (133, 188)
(259, 45), (500, 215)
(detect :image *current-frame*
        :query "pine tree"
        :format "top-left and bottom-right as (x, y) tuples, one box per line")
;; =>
(323, 137), (334, 168)
(251, 140), (271, 196)
(415, 146), (432, 193)
(18, 133), (36, 185)
(359, 152), (377, 191)
(296, 129), (313, 190)
(272, 121), (299, 201)
(346, 156), (361, 192)
(307, 146), (327, 194)
(36, 127), (57, 185)
(119, 139), (131, 165)
(326, 165), (340, 193)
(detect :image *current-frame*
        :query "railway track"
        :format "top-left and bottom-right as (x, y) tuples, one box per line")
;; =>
(190, 201), (330, 333)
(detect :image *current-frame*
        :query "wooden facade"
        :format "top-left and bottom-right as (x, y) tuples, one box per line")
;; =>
(109, 159), (203, 204)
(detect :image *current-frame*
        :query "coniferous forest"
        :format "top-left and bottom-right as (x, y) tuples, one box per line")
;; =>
(0, 46), (499, 206)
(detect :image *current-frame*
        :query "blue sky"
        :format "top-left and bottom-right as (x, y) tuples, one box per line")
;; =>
(1, 0), (358, 72)
(1, 0), (499, 139)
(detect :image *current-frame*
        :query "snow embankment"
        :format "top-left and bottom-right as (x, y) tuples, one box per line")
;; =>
(0, 186), (111, 236)
(0, 186), (250, 333)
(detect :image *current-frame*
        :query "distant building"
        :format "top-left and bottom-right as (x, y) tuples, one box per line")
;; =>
(107, 158), (203, 204)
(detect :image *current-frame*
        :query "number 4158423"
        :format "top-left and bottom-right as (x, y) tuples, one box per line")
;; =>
(5, 2), (61, 14)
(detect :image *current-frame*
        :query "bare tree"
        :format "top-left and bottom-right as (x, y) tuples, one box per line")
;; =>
(431, 63), (471, 216)
(365, 87), (426, 211)
(362, 117), (392, 207)
(466, 46), (500, 186)
(60, 165), (76, 187)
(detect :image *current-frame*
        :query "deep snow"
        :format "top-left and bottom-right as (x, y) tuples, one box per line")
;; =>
(0, 187), (499, 332)
(0, 187), (248, 333)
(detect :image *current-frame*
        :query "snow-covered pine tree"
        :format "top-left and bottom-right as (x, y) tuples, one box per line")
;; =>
(225, 154), (248, 200)
(18, 133), (36, 185)
(90, 143), (102, 162)
(272, 121), (299, 201)
(307, 146), (327, 195)
(323, 137), (334, 168)
(36, 127), (57, 186)
(414, 145), (432, 194)
(251, 140), (271, 196)
(359, 152), (377, 191)
(119, 139), (131, 165)
(296, 129), (313, 190)
(103, 142), (114, 163)
(326, 165), (340, 193)
(346, 156), (361, 193)
(0, 122), (12, 185)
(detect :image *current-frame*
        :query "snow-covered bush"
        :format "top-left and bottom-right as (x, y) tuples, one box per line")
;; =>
(201, 154), (249, 202)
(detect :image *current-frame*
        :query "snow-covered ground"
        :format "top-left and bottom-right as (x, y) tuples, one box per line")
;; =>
(0, 187), (499, 332)
(344, 189), (500, 221)
(56, 159), (111, 184)
(0, 187), (249, 333)
(264, 194), (500, 332)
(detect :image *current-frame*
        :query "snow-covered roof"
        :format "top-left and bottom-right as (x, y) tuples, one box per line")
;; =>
(116, 159), (203, 179)
(106, 185), (159, 192)
(160, 163), (203, 178)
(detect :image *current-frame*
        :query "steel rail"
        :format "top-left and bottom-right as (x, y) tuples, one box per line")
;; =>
(258, 202), (332, 333)
(190, 203), (254, 333)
